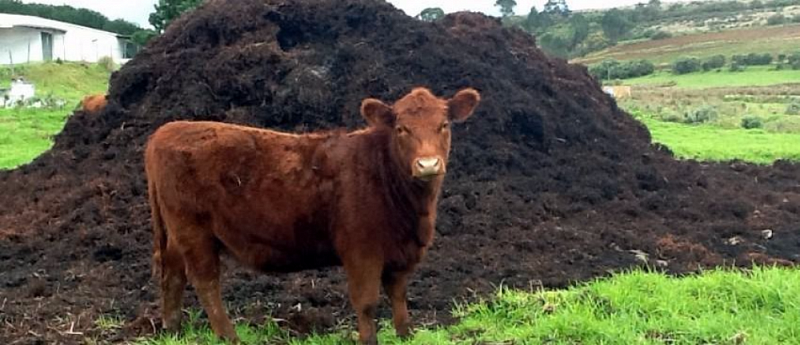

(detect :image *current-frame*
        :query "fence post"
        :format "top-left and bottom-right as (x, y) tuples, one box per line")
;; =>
(8, 50), (14, 75)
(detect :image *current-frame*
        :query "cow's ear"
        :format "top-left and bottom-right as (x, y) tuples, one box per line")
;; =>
(361, 98), (395, 127)
(448, 88), (481, 123)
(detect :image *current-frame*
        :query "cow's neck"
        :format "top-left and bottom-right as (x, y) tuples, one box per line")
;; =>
(375, 130), (440, 246)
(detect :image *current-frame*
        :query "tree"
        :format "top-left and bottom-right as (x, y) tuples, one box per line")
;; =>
(494, 0), (517, 17)
(417, 7), (444, 22)
(601, 9), (632, 42)
(132, 29), (158, 46)
(767, 14), (786, 25)
(543, 0), (559, 14)
(539, 32), (570, 57)
(149, 0), (204, 33)
(524, 6), (551, 32)
(102, 19), (140, 35)
(557, 0), (571, 17)
(672, 57), (701, 74)
(701, 55), (726, 71)
(543, 0), (570, 17)
(568, 14), (589, 48)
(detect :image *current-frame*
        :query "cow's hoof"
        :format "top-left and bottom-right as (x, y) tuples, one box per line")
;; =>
(359, 336), (378, 345)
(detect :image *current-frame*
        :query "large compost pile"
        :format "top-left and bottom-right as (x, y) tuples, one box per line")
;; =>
(1, 0), (798, 342)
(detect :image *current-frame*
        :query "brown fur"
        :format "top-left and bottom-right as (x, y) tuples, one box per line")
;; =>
(81, 94), (107, 113)
(144, 87), (480, 344)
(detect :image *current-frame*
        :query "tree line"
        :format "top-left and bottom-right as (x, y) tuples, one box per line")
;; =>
(589, 52), (800, 81)
(0, 0), (140, 35)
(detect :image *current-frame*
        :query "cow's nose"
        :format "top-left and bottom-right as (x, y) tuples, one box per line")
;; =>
(415, 157), (442, 177)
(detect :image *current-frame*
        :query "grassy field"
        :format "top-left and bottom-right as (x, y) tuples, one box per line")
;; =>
(0, 108), (71, 168)
(619, 78), (800, 164)
(0, 62), (109, 169)
(1, 62), (110, 101)
(134, 267), (800, 344)
(638, 116), (800, 164)
(623, 67), (800, 89)
(575, 24), (800, 65)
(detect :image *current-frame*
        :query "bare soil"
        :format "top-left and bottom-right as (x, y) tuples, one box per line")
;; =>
(1, 0), (799, 343)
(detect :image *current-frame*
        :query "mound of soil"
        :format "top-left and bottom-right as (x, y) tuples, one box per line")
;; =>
(1, 0), (798, 342)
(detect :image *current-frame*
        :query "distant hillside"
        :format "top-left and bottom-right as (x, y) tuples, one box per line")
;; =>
(574, 24), (800, 65)
(501, 0), (800, 59)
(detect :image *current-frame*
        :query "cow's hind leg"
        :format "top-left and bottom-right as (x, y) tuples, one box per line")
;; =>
(183, 233), (238, 342)
(161, 243), (187, 332)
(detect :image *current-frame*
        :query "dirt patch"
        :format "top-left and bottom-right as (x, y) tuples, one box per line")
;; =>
(1, 0), (799, 343)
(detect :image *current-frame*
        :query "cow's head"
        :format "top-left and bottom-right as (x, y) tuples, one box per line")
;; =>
(361, 87), (480, 181)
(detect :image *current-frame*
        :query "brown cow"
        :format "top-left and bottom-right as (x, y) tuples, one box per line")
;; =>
(144, 87), (481, 344)
(81, 93), (107, 113)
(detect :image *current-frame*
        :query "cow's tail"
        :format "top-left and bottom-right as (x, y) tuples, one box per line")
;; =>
(148, 179), (167, 281)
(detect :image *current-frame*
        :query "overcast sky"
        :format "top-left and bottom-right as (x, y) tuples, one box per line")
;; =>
(20, 0), (685, 29)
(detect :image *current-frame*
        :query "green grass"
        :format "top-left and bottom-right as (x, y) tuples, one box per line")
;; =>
(135, 267), (800, 344)
(1, 62), (110, 101)
(0, 62), (109, 169)
(639, 116), (800, 164)
(0, 107), (70, 169)
(622, 66), (800, 89)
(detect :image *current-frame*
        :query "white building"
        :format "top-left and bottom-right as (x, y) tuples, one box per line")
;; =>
(0, 13), (138, 65)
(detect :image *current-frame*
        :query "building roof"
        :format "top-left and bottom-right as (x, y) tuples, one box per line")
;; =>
(0, 13), (125, 38)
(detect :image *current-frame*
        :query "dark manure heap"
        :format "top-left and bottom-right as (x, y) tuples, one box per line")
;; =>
(1, 0), (799, 342)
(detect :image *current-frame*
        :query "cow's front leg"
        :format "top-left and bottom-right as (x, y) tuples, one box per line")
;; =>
(344, 259), (382, 345)
(382, 269), (413, 338)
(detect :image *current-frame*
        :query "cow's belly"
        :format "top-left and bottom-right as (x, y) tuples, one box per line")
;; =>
(212, 205), (341, 273)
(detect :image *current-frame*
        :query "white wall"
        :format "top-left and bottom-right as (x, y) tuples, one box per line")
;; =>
(61, 27), (123, 62)
(0, 27), (43, 64)
(0, 14), (127, 64)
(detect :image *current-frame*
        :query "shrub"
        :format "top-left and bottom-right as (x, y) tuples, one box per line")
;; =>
(787, 100), (800, 115)
(767, 14), (786, 26)
(658, 111), (682, 123)
(741, 116), (763, 129)
(650, 30), (672, 40)
(788, 52), (800, 70)
(672, 57), (701, 74)
(701, 55), (726, 71)
(793, 15), (800, 23)
(97, 56), (116, 72)
(751, 53), (773, 65)
(732, 53), (773, 66)
(684, 105), (718, 124)
(589, 59), (655, 80)
(629, 59), (655, 77)
(729, 62), (746, 72)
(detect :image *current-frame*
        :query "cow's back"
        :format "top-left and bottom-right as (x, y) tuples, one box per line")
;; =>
(82, 94), (106, 113)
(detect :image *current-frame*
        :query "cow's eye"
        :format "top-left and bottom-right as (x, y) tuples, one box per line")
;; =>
(396, 126), (409, 135)
(440, 122), (450, 132)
